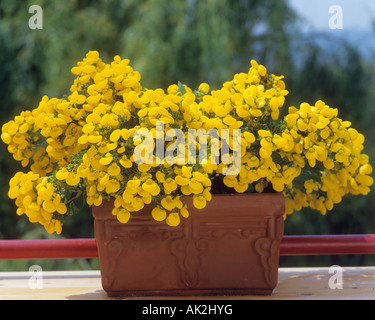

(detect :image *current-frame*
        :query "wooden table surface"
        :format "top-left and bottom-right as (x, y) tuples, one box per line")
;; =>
(1, 267), (375, 300)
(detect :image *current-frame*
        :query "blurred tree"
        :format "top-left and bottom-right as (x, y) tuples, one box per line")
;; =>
(119, 0), (298, 89)
(289, 35), (369, 128)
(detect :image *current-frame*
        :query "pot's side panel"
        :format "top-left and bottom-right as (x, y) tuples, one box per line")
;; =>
(93, 205), (185, 293)
(180, 193), (285, 291)
(93, 193), (285, 296)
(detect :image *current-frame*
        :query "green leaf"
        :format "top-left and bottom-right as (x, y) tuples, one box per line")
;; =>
(66, 192), (85, 216)
(177, 81), (186, 96)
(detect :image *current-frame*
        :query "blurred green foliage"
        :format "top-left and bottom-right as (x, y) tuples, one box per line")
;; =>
(0, 0), (374, 269)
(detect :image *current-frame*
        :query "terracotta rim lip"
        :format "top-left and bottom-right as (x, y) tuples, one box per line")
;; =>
(92, 192), (285, 220)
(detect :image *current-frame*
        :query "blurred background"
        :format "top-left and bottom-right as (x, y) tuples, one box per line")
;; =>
(0, 0), (374, 271)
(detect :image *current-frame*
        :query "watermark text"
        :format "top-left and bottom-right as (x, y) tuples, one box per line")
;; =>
(28, 5), (43, 30)
(28, 265), (43, 289)
(329, 5), (343, 30)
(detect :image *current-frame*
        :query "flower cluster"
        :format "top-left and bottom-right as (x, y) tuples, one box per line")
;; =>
(7, 172), (66, 234)
(282, 101), (373, 215)
(196, 60), (300, 196)
(1, 51), (373, 234)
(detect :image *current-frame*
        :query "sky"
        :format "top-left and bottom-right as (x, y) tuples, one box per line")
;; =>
(288, 0), (375, 31)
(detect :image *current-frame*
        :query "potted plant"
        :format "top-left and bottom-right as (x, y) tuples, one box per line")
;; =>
(1, 51), (373, 296)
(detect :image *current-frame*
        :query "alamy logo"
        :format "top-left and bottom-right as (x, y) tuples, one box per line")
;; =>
(28, 5), (43, 30)
(133, 121), (242, 175)
(328, 5), (343, 30)
(328, 265), (343, 289)
(28, 265), (43, 289)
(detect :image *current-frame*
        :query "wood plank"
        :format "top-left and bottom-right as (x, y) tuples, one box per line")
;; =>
(271, 267), (375, 300)
(0, 267), (374, 300)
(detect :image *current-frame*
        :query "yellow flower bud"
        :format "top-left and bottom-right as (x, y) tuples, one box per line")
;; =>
(198, 83), (210, 94)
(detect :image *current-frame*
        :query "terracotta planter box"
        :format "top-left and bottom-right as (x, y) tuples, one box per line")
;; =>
(92, 193), (285, 297)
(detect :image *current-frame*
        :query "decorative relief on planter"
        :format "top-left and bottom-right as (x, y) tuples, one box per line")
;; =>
(254, 216), (285, 287)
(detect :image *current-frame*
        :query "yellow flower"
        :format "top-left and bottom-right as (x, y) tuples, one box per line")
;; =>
(152, 207), (167, 221)
(214, 104), (229, 118)
(66, 172), (80, 186)
(236, 105), (249, 118)
(259, 138), (273, 159)
(166, 212), (180, 227)
(360, 164), (372, 175)
(138, 163), (151, 172)
(258, 130), (271, 138)
(42, 200), (55, 213)
(131, 196), (144, 211)
(87, 134), (102, 144)
(175, 175), (190, 186)
(163, 178), (177, 194)
(56, 168), (69, 180)
(304, 179), (319, 194)
(99, 153), (113, 166)
(189, 179), (203, 194)
(198, 83), (210, 94)
(234, 182), (248, 193)
(255, 180), (266, 193)
(106, 179), (121, 194)
(297, 118), (308, 131)
(272, 134), (287, 149)
(75, 164), (89, 178)
(142, 179), (161, 196)
(181, 166), (192, 178)
(193, 195), (206, 209)
(119, 156), (132, 168)
(156, 171), (165, 183)
(243, 132), (255, 145)
(223, 115), (236, 127)
(107, 163), (121, 176)
(161, 196), (176, 211)
(109, 129), (121, 142)
(54, 220), (63, 235)
(180, 206), (189, 218)
(116, 208), (131, 223)
(223, 175), (237, 188)
(258, 65), (267, 77)
(56, 202), (67, 214)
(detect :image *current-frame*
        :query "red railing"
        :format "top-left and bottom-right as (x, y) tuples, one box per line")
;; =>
(1, 235), (375, 260)
(0, 238), (98, 260)
(280, 234), (375, 255)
